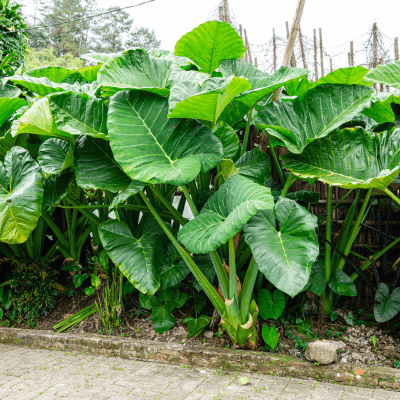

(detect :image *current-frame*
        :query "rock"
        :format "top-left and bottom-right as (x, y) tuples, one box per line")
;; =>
(326, 340), (347, 350)
(174, 326), (187, 337)
(149, 330), (157, 340)
(305, 341), (337, 364)
(203, 331), (214, 339)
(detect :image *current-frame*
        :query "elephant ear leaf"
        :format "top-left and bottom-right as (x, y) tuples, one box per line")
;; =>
(38, 138), (74, 175)
(159, 244), (190, 291)
(244, 197), (319, 298)
(328, 270), (356, 297)
(220, 61), (309, 107)
(311, 66), (371, 88)
(364, 60), (400, 89)
(211, 122), (240, 159)
(0, 147), (44, 244)
(23, 66), (84, 84)
(97, 48), (173, 97)
(281, 128), (400, 190)
(0, 84), (27, 127)
(168, 76), (251, 126)
(99, 219), (165, 295)
(74, 135), (132, 192)
(253, 84), (374, 154)
(175, 21), (245, 74)
(108, 90), (223, 186)
(48, 92), (108, 139)
(306, 260), (327, 296)
(374, 283), (400, 323)
(258, 289), (285, 320)
(178, 175), (274, 254)
(42, 171), (73, 213)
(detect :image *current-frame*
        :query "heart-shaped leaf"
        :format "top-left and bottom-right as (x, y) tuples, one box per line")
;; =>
(0, 147), (44, 244)
(178, 174), (274, 254)
(244, 197), (319, 297)
(258, 289), (285, 320)
(48, 92), (108, 139)
(107, 90), (223, 186)
(42, 171), (73, 212)
(0, 84), (27, 127)
(168, 76), (251, 126)
(306, 260), (327, 296)
(73, 273), (89, 288)
(150, 297), (176, 334)
(38, 138), (74, 174)
(374, 283), (400, 323)
(84, 286), (94, 296)
(97, 48), (173, 97)
(328, 269), (356, 297)
(78, 65), (101, 83)
(364, 60), (400, 89)
(253, 84), (374, 154)
(182, 315), (211, 337)
(262, 324), (279, 349)
(159, 244), (190, 290)
(220, 61), (309, 107)
(212, 122), (240, 159)
(99, 219), (165, 295)
(281, 128), (400, 189)
(23, 66), (85, 83)
(74, 135), (132, 192)
(175, 21), (245, 74)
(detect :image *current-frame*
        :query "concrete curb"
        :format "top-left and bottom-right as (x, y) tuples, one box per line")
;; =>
(0, 327), (399, 390)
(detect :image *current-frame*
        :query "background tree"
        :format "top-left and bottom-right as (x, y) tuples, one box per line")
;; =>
(92, 6), (132, 53)
(125, 27), (160, 53)
(0, 0), (29, 69)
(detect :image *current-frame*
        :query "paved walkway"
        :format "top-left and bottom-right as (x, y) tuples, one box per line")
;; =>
(0, 344), (398, 399)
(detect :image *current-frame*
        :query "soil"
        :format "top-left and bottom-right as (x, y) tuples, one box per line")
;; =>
(4, 288), (400, 371)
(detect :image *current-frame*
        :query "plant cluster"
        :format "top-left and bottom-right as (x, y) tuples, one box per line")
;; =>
(1, 20), (400, 348)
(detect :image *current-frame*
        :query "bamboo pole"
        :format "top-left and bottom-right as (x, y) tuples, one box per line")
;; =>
(330, 58), (333, 72)
(286, 21), (297, 67)
(350, 41), (354, 66)
(273, 0), (306, 100)
(298, 26), (307, 69)
(254, 57), (258, 68)
(380, 57), (384, 92)
(319, 28), (324, 76)
(244, 29), (252, 64)
(224, 0), (230, 24)
(273, 28), (277, 72)
(373, 22), (378, 92)
(239, 24), (243, 40)
(313, 29), (319, 81)
(395, 37), (399, 61)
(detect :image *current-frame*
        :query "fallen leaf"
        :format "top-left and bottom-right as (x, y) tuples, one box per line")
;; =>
(354, 368), (364, 376)
(238, 376), (250, 386)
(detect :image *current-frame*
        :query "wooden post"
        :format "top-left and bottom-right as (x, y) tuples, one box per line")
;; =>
(255, 57), (258, 68)
(380, 58), (384, 92)
(348, 53), (351, 67)
(244, 29), (253, 64)
(319, 28), (324, 77)
(313, 29), (319, 81)
(395, 37), (399, 61)
(330, 58), (333, 72)
(373, 22), (378, 92)
(273, 0), (306, 102)
(239, 24), (243, 41)
(219, 6), (224, 21)
(350, 41), (354, 66)
(224, 0), (230, 24)
(298, 26), (308, 69)
(286, 21), (297, 67)
(273, 28), (277, 72)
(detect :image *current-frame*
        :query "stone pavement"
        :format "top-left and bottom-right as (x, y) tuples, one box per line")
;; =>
(0, 344), (398, 399)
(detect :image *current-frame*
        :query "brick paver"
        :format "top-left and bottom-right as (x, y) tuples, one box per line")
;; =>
(0, 344), (398, 399)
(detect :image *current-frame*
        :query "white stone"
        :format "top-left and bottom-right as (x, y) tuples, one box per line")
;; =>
(305, 340), (337, 365)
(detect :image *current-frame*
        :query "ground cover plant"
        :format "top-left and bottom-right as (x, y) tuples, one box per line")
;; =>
(2, 19), (400, 361)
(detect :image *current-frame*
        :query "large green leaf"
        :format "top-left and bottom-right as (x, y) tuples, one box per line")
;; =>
(312, 66), (371, 88)
(212, 122), (240, 159)
(169, 67), (209, 89)
(374, 283), (400, 323)
(243, 197), (319, 297)
(253, 84), (374, 154)
(0, 84), (21, 99)
(168, 76), (251, 126)
(281, 128), (400, 189)
(306, 260), (327, 296)
(0, 130), (16, 158)
(150, 296), (176, 334)
(328, 269), (356, 297)
(97, 49), (173, 97)
(218, 99), (250, 128)
(222, 148), (271, 185)
(258, 289), (285, 320)
(108, 90), (223, 186)
(37, 138), (74, 174)
(0, 97), (27, 127)
(78, 65), (101, 83)
(178, 175), (274, 254)
(23, 66), (83, 83)
(110, 181), (146, 209)
(175, 21), (245, 74)
(99, 219), (165, 295)
(74, 135), (131, 192)
(220, 61), (309, 107)
(362, 91), (400, 124)
(364, 60), (400, 89)
(14, 97), (74, 141)
(81, 51), (120, 64)
(48, 92), (108, 139)
(159, 244), (190, 291)
(42, 171), (73, 212)
(0, 147), (44, 244)
(262, 324), (279, 349)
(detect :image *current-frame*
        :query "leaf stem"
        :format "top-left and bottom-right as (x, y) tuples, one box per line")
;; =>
(181, 185), (198, 217)
(241, 107), (253, 157)
(280, 172), (296, 197)
(267, 133), (285, 186)
(228, 237), (237, 302)
(325, 185), (333, 281)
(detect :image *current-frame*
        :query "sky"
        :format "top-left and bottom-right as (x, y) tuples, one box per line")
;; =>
(98, 0), (400, 54)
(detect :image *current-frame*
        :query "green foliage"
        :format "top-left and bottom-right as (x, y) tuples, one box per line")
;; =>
(25, 47), (84, 70)
(8, 257), (60, 327)
(374, 283), (400, 323)
(262, 324), (279, 349)
(258, 289), (285, 320)
(182, 315), (211, 337)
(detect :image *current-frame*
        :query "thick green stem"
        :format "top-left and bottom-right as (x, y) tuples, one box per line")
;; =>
(325, 185), (333, 281)
(239, 258), (259, 324)
(181, 185), (198, 217)
(139, 191), (225, 316)
(26, 233), (35, 260)
(384, 188), (400, 208)
(241, 107), (253, 157)
(336, 188), (373, 272)
(280, 173), (297, 197)
(267, 134), (285, 186)
(149, 184), (188, 226)
(228, 237), (237, 302)
(41, 213), (70, 253)
(65, 196), (102, 227)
